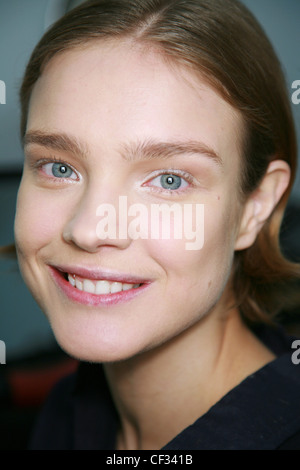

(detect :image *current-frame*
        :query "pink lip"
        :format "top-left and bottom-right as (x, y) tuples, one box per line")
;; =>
(51, 264), (149, 284)
(48, 265), (151, 307)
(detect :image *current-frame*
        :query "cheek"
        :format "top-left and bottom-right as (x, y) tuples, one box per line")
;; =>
(142, 202), (205, 255)
(14, 182), (64, 254)
(146, 200), (237, 289)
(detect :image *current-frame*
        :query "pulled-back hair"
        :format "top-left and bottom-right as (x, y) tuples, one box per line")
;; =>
(19, 0), (299, 324)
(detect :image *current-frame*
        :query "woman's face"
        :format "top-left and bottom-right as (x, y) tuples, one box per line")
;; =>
(15, 41), (245, 362)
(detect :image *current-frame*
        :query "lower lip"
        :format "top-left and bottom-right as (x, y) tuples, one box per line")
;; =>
(49, 267), (150, 307)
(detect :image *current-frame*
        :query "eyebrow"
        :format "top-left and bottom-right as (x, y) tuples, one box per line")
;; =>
(23, 131), (222, 167)
(23, 131), (89, 160)
(121, 139), (222, 167)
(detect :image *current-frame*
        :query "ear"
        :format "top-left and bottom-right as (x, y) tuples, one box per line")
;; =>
(235, 160), (290, 251)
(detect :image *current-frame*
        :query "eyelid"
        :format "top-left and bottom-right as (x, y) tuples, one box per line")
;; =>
(31, 157), (81, 181)
(142, 169), (195, 192)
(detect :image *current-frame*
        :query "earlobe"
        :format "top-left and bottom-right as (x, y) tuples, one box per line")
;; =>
(234, 160), (290, 251)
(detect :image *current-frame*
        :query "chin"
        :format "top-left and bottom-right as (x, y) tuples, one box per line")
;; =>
(52, 326), (147, 364)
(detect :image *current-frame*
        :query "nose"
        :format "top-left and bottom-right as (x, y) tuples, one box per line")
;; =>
(63, 187), (131, 253)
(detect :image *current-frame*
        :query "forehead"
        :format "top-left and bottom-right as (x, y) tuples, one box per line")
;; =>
(27, 41), (243, 170)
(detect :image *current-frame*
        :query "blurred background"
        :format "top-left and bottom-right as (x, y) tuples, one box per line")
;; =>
(0, 0), (299, 450)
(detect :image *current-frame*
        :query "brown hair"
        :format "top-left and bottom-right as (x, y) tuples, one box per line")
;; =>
(18, 0), (299, 324)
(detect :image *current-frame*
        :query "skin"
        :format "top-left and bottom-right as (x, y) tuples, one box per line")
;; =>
(14, 40), (290, 449)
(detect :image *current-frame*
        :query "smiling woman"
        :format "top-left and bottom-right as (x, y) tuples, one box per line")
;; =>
(11, 0), (300, 450)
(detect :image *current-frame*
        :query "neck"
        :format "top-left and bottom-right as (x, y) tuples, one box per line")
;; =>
(104, 308), (275, 450)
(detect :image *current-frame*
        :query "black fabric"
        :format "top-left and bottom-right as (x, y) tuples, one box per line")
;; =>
(29, 325), (300, 450)
(278, 430), (300, 450)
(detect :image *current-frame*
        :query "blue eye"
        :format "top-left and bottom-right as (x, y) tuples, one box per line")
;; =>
(150, 173), (188, 191)
(43, 162), (77, 180)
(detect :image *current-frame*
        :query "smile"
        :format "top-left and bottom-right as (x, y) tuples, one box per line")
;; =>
(48, 265), (150, 306)
(67, 274), (141, 295)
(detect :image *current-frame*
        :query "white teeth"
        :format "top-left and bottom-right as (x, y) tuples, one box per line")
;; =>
(95, 280), (110, 295)
(122, 283), (133, 291)
(67, 274), (140, 294)
(111, 282), (123, 293)
(75, 279), (83, 291)
(83, 279), (95, 294)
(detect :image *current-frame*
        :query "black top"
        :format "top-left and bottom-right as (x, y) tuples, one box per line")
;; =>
(29, 325), (300, 450)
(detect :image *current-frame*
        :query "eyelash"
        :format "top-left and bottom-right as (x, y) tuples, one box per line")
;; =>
(32, 157), (80, 181)
(31, 158), (195, 194)
(143, 169), (195, 194)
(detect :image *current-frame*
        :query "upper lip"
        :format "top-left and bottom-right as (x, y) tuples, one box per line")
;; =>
(49, 264), (150, 284)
